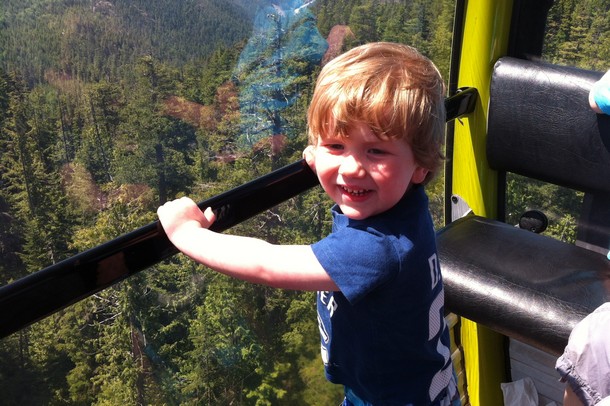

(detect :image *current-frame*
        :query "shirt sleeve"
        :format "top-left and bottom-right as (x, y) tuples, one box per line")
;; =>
(311, 226), (409, 304)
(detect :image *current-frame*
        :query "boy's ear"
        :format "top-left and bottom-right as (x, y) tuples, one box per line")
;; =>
(303, 145), (317, 173)
(411, 166), (429, 185)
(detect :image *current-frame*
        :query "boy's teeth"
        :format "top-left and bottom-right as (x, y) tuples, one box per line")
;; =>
(342, 186), (367, 195)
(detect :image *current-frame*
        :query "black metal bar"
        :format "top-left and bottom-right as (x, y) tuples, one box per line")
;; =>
(0, 160), (318, 338)
(0, 90), (477, 338)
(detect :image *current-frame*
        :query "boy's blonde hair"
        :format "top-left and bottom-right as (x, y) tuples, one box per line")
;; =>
(307, 42), (446, 183)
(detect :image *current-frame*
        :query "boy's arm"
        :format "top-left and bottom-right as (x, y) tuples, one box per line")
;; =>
(157, 197), (338, 291)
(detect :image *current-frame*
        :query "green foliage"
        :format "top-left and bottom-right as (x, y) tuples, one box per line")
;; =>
(543, 0), (610, 70)
(185, 47), (242, 105)
(0, 73), (74, 273)
(312, 0), (455, 79)
(0, 0), (256, 85)
(234, 2), (327, 155)
(0, 72), (26, 285)
(506, 174), (582, 244)
(115, 56), (197, 204)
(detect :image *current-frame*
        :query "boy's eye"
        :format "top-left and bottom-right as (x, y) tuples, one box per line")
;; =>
(368, 148), (387, 155)
(325, 143), (344, 150)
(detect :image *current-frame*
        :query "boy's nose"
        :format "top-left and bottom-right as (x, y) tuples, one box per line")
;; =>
(338, 154), (365, 177)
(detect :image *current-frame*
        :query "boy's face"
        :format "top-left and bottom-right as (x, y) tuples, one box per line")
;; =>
(310, 122), (428, 220)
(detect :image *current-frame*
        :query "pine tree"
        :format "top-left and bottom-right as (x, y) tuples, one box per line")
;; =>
(348, 3), (378, 45)
(114, 56), (197, 204)
(233, 0), (327, 168)
(0, 71), (75, 405)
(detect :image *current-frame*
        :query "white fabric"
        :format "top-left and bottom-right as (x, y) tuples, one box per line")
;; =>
(556, 303), (610, 405)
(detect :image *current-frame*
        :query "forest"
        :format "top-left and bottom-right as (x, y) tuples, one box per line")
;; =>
(0, 0), (609, 404)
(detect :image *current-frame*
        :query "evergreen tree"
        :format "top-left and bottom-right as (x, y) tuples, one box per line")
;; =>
(0, 73), (72, 271)
(0, 70), (26, 285)
(186, 46), (242, 106)
(380, 3), (409, 44)
(0, 71), (75, 405)
(581, 0), (610, 70)
(114, 56), (197, 204)
(82, 81), (124, 184)
(348, 3), (378, 45)
(234, 0), (327, 168)
(426, 0), (454, 79)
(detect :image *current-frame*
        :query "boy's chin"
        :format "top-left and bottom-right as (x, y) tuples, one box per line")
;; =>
(339, 206), (373, 220)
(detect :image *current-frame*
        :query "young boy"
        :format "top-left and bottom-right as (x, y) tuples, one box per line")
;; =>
(157, 42), (458, 405)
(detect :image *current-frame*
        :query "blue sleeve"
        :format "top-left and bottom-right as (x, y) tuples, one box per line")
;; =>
(311, 227), (410, 304)
(593, 80), (610, 115)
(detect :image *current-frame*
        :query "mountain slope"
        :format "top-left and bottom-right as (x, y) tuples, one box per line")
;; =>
(0, 0), (261, 84)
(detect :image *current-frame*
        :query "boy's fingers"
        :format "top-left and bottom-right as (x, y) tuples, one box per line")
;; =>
(203, 207), (216, 225)
(157, 197), (203, 223)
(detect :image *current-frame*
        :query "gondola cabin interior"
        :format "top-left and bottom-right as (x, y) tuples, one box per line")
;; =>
(442, 1), (610, 405)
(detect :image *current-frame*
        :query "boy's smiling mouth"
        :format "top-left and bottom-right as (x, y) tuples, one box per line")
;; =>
(340, 186), (371, 197)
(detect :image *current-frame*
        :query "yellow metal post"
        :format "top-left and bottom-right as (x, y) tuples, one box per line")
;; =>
(452, 1), (513, 405)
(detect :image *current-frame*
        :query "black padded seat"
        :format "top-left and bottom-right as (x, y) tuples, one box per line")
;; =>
(486, 59), (610, 193)
(438, 215), (610, 356)
(438, 57), (610, 356)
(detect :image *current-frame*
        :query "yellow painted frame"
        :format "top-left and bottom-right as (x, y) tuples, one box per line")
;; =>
(451, 1), (513, 405)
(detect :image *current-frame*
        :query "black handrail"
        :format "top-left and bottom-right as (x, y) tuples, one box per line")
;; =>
(0, 88), (477, 338)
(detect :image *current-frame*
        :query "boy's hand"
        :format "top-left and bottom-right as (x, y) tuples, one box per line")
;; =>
(157, 197), (216, 241)
(303, 145), (317, 172)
